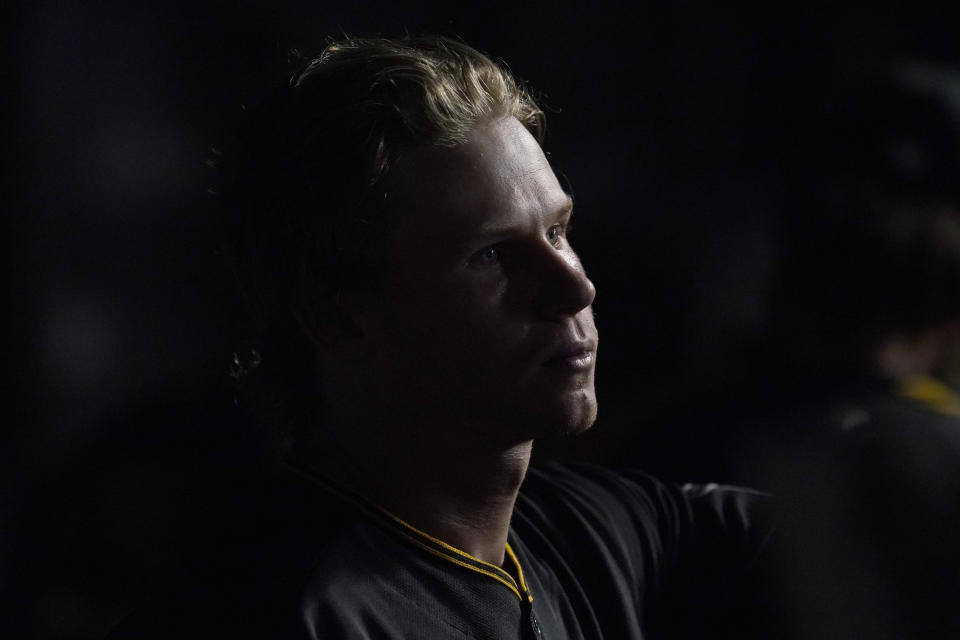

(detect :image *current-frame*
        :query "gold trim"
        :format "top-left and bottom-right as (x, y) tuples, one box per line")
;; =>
(504, 543), (534, 603)
(379, 508), (531, 602)
(392, 530), (524, 600)
(284, 459), (533, 602)
(897, 375), (960, 417)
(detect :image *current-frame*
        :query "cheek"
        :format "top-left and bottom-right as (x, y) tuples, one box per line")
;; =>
(424, 285), (525, 364)
(427, 274), (503, 325)
(373, 270), (530, 371)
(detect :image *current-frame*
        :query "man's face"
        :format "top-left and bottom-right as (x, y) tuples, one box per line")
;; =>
(351, 117), (598, 443)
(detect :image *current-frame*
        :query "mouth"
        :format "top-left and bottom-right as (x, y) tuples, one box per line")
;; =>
(542, 340), (597, 372)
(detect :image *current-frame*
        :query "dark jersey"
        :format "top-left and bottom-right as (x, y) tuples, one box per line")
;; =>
(110, 461), (770, 639)
(744, 375), (960, 639)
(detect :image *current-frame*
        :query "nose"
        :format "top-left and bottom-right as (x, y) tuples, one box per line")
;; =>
(535, 247), (596, 320)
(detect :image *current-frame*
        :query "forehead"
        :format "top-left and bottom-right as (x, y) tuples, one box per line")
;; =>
(386, 117), (568, 244)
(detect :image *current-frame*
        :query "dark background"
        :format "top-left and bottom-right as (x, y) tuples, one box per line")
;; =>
(7, 2), (960, 638)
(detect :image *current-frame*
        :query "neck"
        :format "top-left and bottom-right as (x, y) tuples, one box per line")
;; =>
(312, 417), (533, 567)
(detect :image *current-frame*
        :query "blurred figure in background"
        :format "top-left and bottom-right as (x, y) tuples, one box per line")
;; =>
(739, 60), (960, 638)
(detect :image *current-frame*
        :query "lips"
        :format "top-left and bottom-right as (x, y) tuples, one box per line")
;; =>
(542, 339), (597, 371)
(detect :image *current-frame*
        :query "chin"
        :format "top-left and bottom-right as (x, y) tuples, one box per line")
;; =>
(527, 389), (598, 441)
(562, 400), (599, 437)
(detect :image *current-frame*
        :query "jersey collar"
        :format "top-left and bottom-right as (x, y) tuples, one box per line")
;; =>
(283, 454), (533, 603)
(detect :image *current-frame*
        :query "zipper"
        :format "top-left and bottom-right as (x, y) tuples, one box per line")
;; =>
(523, 593), (545, 640)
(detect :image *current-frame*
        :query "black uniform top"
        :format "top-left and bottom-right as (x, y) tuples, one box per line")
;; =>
(743, 375), (960, 639)
(111, 459), (770, 639)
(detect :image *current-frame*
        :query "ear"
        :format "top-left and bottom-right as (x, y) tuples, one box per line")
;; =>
(292, 294), (365, 355)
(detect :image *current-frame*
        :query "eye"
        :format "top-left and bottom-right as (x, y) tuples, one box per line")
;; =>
(547, 224), (564, 247)
(470, 244), (503, 267)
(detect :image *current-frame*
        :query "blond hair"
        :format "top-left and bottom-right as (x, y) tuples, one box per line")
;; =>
(297, 36), (544, 149)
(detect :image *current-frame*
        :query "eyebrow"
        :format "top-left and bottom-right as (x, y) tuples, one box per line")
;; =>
(474, 194), (575, 239)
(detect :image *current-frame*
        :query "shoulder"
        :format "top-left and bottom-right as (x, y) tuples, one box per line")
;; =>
(515, 461), (769, 578)
(511, 462), (772, 638)
(518, 461), (766, 535)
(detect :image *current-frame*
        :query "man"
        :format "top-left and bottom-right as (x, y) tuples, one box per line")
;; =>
(113, 36), (767, 639)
